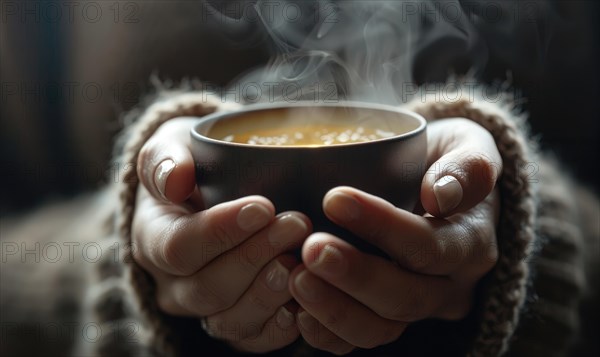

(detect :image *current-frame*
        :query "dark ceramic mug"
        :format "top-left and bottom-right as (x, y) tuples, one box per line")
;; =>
(191, 102), (427, 256)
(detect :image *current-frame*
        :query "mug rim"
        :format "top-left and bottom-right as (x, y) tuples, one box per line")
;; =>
(191, 101), (427, 150)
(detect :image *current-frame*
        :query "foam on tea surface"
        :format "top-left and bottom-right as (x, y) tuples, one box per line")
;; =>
(221, 125), (396, 146)
(205, 106), (420, 147)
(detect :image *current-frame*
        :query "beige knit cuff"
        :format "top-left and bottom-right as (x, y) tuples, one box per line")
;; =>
(404, 90), (538, 356)
(114, 91), (236, 356)
(116, 89), (538, 356)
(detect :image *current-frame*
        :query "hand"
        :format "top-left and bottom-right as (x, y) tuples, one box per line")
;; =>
(289, 118), (502, 354)
(131, 118), (310, 353)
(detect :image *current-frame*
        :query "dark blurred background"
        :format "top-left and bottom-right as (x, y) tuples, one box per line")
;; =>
(1, 0), (599, 214)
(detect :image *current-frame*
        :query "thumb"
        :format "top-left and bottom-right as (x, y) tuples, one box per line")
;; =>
(137, 118), (197, 204)
(421, 119), (502, 217)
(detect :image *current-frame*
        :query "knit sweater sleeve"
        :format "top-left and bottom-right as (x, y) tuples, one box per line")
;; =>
(109, 90), (241, 356)
(106, 87), (596, 357)
(403, 90), (538, 356)
(404, 88), (598, 356)
(506, 161), (599, 357)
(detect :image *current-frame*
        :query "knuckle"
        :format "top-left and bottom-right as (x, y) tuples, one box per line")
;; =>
(183, 276), (230, 315)
(160, 226), (192, 275)
(247, 290), (276, 314)
(404, 245), (437, 272)
(363, 214), (394, 246)
(384, 287), (428, 322)
(441, 158), (466, 181)
(457, 220), (484, 244)
(465, 152), (497, 189)
(207, 213), (239, 250)
(130, 222), (153, 269)
(456, 221), (497, 275)
(440, 224), (471, 261)
(236, 245), (265, 274)
(159, 216), (203, 275)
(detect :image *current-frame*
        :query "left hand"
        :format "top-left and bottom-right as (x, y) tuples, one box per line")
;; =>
(289, 118), (502, 354)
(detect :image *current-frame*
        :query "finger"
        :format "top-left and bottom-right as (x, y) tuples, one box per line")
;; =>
(323, 187), (496, 275)
(289, 265), (406, 349)
(421, 118), (502, 217)
(203, 255), (298, 340)
(228, 305), (300, 353)
(296, 308), (355, 355)
(171, 212), (310, 316)
(133, 195), (275, 276)
(152, 265), (193, 316)
(300, 233), (461, 321)
(137, 117), (198, 204)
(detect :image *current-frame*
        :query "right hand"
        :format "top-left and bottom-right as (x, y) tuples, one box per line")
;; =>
(131, 118), (309, 353)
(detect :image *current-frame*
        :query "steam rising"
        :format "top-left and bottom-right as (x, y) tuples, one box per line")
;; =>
(209, 0), (488, 105)
(202, 0), (554, 105)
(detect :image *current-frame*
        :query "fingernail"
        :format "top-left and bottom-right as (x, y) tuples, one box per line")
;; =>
(324, 192), (360, 222)
(201, 318), (217, 338)
(268, 214), (308, 245)
(154, 159), (175, 201)
(265, 261), (289, 292)
(297, 310), (316, 331)
(275, 306), (295, 329)
(433, 175), (463, 215)
(237, 203), (272, 232)
(311, 244), (347, 277)
(294, 271), (319, 303)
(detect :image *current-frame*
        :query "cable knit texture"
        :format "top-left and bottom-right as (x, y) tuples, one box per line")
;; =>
(405, 91), (538, 356)
(112, 86), (539, 356)
(2, 86), (597, 357)
(114, 91), (240, 356)
(105, 87), (594, 356)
